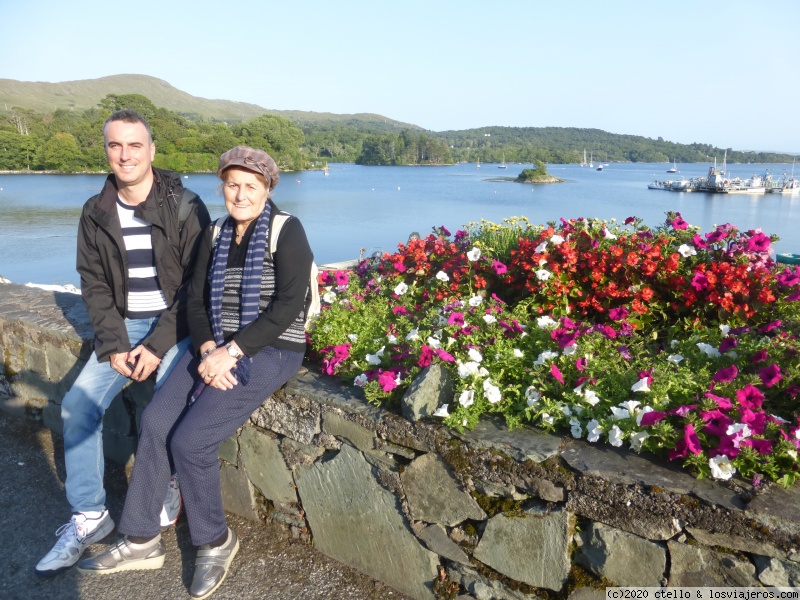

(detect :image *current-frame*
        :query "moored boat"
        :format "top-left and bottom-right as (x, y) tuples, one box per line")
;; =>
(647, 180), (670, 190)
(776, 253), (800, 265)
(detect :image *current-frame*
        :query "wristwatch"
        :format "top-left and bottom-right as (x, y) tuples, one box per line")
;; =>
(226, 342), (244, 360)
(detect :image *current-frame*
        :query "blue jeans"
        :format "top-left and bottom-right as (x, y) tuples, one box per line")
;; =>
(61, 317), (191, 514)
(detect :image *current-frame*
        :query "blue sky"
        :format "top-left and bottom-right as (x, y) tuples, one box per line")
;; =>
(3, 0), (798, 153)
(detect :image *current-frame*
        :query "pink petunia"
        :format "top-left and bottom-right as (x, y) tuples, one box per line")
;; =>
(705, 229), (728, 244)
(551, 328), (579, 348)
(713, 435), (741, 459)
(670, 214), (689, 230)
(393, 306), (409, 316)
(617, 345), (632, 361)
(447, 312), (465, 327)
(393, 261), (407, 273)
(670, 404), (696, 417)
(377, 370), (399, 392)
(492, 260), (508, 275)
(757, 363), (782, 387)
(550, 363), (564, 384)
(736, 384), (765, 409)
(608, 306), (629, 321)
(777, 267), (800, 287)
(700, 409), (733, 436)
(719, 338), (738, 353)
(639, 411), (667, 426)
(417, 345), (434, 368)
(691, 272), (709, 291)
(435, 348), (455, 362)
(575, 357), (588, 371)
(711, 365), (739, 383)
(739, 408), (767, 435)
(334, 270), (350, 286)
(704, 392), (733, 410)
(787, 291), (800, 302)
(692, 234), (708, 249)
(758, 320), (782, 334)
(669, 424), (702, 460)
(752, 349), (768, 363)
(745, 231), (772, 253)
(742, 438), (773, 455)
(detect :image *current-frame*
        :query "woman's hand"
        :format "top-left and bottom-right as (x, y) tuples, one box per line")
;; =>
(197, 345), (239, 390)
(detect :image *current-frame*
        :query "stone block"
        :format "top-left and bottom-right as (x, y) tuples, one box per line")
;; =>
(473, 508), (572, 591)
(239, 426), (296, 505)
(219, 434), (239, 464)
(251, 396), (320, 444)
(322, 411), (375, 453)
(402, 452), (486, 526)
(401, 363), (452, 422)
(576, 522), (666, 586)
(754, 555), (800, 587)
(220, 461), (259, 522)
(668, 540), (759, 587)
(295, 443), (438, 599)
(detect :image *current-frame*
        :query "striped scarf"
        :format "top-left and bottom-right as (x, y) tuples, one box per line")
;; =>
(190, 205), (271, 403)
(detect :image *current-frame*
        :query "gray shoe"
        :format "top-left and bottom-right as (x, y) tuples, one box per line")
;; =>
(189, 528), (239, 599)
(35, 511), (115, 576)
(76, 535), (165, 574)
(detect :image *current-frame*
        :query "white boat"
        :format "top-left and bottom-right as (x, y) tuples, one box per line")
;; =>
(498, 153), (507, 169)
(667, 159), (678, 174)
(581, 148), (587, 167)
(648, 180), (670, 190)
(476, 158), (480, 169)
(323, 162), (330, 176)
(769, 161), (800, 195)
(596, 164), (604, 171)
(589, 151), (593, 169)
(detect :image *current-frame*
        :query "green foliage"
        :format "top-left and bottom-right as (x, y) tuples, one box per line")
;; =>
(356, 131), (453, 165)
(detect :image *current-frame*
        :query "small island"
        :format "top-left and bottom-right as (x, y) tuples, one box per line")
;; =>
(516, 160), (564, 184)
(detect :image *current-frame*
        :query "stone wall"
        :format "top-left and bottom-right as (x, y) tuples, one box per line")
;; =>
(1, 282), (799, 600)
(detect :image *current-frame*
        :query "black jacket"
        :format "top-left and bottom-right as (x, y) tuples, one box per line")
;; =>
(77, 168), (211, 362)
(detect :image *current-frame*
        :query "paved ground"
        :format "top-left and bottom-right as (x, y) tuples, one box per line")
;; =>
(0, 410), (412, 600)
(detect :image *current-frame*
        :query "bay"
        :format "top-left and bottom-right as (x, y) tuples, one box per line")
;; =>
(1, 161), (799, 287)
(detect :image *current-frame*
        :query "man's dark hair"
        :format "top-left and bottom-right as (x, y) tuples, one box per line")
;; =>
(103, 109), (152, 141)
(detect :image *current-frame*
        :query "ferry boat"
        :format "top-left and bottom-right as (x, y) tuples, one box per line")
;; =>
(647, 180), (670, 190)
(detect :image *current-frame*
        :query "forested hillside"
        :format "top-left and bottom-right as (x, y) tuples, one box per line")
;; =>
(1, 90), (796, 173)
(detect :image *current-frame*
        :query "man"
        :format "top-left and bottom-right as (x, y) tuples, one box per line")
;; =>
(36, 109), (211, 576)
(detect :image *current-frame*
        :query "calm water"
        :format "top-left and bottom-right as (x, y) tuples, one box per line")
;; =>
(1, 162), (799, 287)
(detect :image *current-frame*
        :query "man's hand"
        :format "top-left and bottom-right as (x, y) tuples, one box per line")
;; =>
(127, 345), (161, 382)
(110, 352), (135, 377)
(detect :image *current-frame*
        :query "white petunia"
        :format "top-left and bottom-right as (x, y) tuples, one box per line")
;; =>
(457, 360), (481, 378)
(570, 418), (583, 438)
(347, 333), (359, 342)
(562, 345), (578, 356)
(696, 342), (721, 358)
(571, 404), (584, 416)
(513, 349), (524, 358)
(535, 241), (548, 253)
(708, 455), (736, 480)
(630, 430), (649, 452)
(541, 412), (554, 425)
(678, 244), (697, 258)
(586, 419), (603, 443)
(365, 346), (386, 365)
(534, 350), (559, 366)
(405, 328), (420, 341)
(468, 295), (483, 307)
(608, 425), (624, 447)
(483, 313), (497, 324)
(610, 406), (631, 421)
(536, 315), (558, 329)
(458, 389), (475, 407)
(353, 374), (368, 387)
(631, 377), (651, 393)
(435, 270), (449, 282)
(603, 228), (617, 240)
(322, 291), (337, 304)
(550, 234), (565, 245)
(483, 379), (502, 404)
(467, 247), (481, 261)
(467, 348), (484, 363)
(667, 354), (684, 365)
(386, 334), (398, 345)
(719, 324), (731, 337)
(525, 387), (541, 406)
(426, 337), (441, 349)
(726, 423), (752, 438)
(535, 269), (552, 281)
(559, 403), (572, 416)
(433, 404), (450, 418)
(619, 400), (641, 414)
(394, 282), (409, 295)
(583, 389), (601, 406)
(670, 339), (680, 348)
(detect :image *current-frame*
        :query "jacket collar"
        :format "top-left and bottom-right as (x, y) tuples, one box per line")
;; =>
(90, 168), (184, 230)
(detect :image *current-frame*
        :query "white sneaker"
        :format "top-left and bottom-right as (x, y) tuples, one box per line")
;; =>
(35, 510), (115, 576)
(159, 475), (182, 528)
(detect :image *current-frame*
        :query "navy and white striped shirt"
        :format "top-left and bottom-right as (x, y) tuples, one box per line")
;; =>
(116, 197), (168, 318)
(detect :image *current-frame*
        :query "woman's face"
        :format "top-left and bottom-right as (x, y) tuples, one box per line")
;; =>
(222, 166), (269, 227)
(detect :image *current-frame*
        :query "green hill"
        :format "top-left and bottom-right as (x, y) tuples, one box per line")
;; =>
(0, 74), (421, 130)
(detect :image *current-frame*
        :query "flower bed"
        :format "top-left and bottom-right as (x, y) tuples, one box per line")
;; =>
(308, 213), (800, 486)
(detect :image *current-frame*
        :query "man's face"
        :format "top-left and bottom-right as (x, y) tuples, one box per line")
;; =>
(103, 120), (155, 189)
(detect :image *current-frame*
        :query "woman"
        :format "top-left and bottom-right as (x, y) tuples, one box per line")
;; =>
(77, 146), (314, 600)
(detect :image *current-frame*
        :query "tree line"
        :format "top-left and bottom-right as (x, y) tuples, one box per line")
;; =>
(1, 94), (796, 172)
